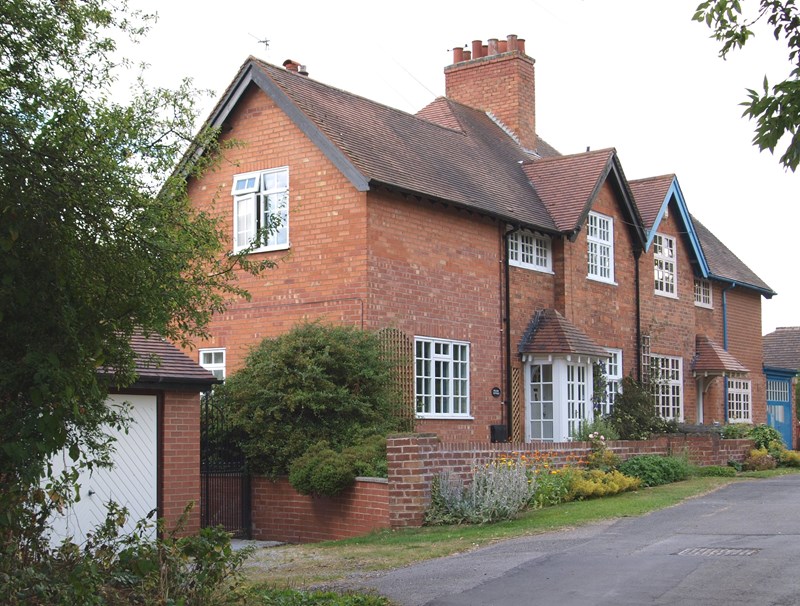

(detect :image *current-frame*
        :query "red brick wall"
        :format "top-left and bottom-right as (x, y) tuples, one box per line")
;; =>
(186, 85), (369, 373)
(250, 476), (389, 543)
(367, 191), (505, 441)
(444, 51), (536, 150)
(386, 433), (753, 529)
(161, 390), (201, 534)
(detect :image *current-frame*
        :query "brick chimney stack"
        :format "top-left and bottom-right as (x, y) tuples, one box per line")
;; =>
(445, 35), (536, 151)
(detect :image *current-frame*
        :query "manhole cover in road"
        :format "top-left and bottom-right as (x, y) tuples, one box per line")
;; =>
(676, 547), (761, 557)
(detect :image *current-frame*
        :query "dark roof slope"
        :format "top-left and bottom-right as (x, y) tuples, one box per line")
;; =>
(519, 309), (610, 358)
(250, 60), (557, 231)
(764, 327), (800, 371)
(127, 333), (218, 390)
(692, 215), (775, 297)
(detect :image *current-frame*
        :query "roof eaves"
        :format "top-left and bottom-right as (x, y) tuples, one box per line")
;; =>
(645, 176), (710, 277)
(707, 275), (777, 299)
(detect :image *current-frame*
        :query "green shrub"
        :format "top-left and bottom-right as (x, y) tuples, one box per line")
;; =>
(617, 454), (691, 487)
(220, 322), (406, 478)
(691, 465), (737, 477)
(2, 502), (249, 606)
(289, 435), (387, 497)
(748, 424), (783, 449)
(584, 432), (620, 472)
(425, 457), (534, 525)
(743, 447), (777, 471)
(530, 467), (576, 508)
(569, 469), (641, 499)
(721, 423), (753, 439)
(609, 377), (674, 440)
(779, 449), (800, 467)
(572, 417), (620, 441)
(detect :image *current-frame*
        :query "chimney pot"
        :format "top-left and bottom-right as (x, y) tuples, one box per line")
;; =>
(298, 65), (309, 76)
(517, 38), (526, 54)
(464, 49), (472, 60)
(453, 46), (464, 63)
(471, 40), (482, 59)
(482, 44), (488, 56)
(499, 40), (508, 53)
(507, 34), (518, 52)
(282, 59), (299, 73)
(488, 38), (499, 55)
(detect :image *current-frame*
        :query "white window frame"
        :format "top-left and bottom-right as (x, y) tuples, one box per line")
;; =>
(508, 230), (553, 273)
(524, 356), (596, 442)
(199, 348), (226, 381)
(651, 355), (683, 421)
(727, 379), (752, 423)
(598, 348), (622, 417)
(767, 379), (790, 402)
(231, 167), (289, 253)
(415, 337), (470, 418)
(694, 278), (713, 308)
(653, 233), (677, 297)
(586, 211), (615, 284)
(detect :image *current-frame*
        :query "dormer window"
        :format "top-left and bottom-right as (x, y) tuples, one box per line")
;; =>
(508, 230), (553, 273)
(232, 168), (289, 253)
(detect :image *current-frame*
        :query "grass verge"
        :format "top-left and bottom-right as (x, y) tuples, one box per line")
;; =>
(243, 475), (737, 589)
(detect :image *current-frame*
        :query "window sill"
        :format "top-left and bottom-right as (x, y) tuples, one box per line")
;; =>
(415, 414), (474, 421)
(510, 262), (554, 275)
(655, 291), (678, 299)
(587, 275), (617, 286)
(694, 302), (713, 309)
(232, 243), (290, 255)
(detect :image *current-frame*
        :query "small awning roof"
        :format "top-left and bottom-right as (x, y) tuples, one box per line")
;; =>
(518, 309), (610, 359)
(692, 335), (749, 378)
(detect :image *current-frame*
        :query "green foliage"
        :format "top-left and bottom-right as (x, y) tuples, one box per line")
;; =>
(609, 376), (674, 440)
(251, 588), (390, 605)
(1, 502), (250, 606)
(778, 448), (800, 467)
(569, 469), (641, 500)
(721, 422), (754, 439)
(530, 467), (576, 508)
(748, 424), (784, 449)
(584, 432), (621, 472)
(691, 465), (738, 477)
(617, 455), (691, 487)
(571, 417), (620, 441)
(694, 0), (800, 171)
(221, 323), (404, 478)
(425, 457), (534, 525)
(0, 0), (272, 555)
(743, 447), (778, 470)
(289, 436), (387, 497)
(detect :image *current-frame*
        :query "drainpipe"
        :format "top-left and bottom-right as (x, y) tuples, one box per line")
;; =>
(721, 282), (737, 424)
(634, 248), (642, 382)
(503, 227), (518, 440)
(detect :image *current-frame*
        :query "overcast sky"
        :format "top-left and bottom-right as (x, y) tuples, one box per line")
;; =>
(124, 0), (799, 335)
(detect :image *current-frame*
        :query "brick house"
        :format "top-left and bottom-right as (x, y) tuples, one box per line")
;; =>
(763, 327), (800, 447)
(186, 35), (775, 445)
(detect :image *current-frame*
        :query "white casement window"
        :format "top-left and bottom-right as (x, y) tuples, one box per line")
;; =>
(415, 337), (470, 418)
(653, 233), (677, 297)
(694, 278), (712, 308)
(232, 168), (289, 253)
(727, 379), (752, 423)
(598, 348), (622, 417)
(199, 348), (226, 381)
(525, 357), (595, 442)
(508, 230), (553, 273)
(587, 211), (614, 283)
(651, 355), (683, 421)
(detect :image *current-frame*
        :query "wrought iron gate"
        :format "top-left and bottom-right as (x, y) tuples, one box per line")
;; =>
(200, 391), (251, 538)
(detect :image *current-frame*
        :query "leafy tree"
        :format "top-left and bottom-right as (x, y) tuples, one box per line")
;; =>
(0, 0), (269, 556)
(219, 323), (405, 478)
(694, 0), (800, 171)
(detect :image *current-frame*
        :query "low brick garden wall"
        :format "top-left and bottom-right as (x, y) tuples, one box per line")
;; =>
(249, 433), (753, 542)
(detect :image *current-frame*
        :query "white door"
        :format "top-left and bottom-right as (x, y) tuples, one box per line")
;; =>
(49, 394), (158, 545)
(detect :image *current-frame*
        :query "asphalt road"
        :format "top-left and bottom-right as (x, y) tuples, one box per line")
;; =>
(356, 474), (800, 606)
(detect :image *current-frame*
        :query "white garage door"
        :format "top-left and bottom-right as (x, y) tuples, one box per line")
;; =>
(49, 394), (157, 545)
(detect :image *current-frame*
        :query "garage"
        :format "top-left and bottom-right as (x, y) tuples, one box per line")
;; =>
(49, 334), (218, 545)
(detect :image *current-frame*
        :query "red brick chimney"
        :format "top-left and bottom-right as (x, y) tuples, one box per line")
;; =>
(445, 34), (536, 151)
